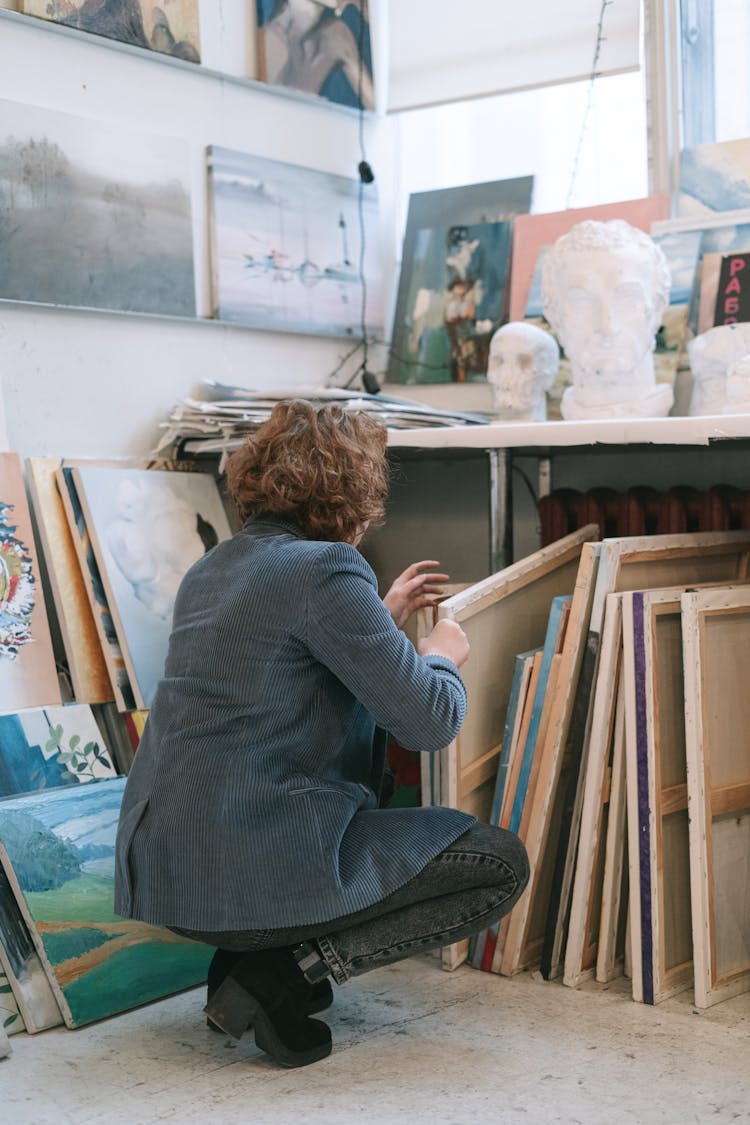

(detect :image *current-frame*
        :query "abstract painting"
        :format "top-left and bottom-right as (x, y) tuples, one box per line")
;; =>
(72, 467), (232, 709)
(389, 221), (512, 384)
(21, 1), (200, 62)
(208, 145), (383, 337)
(0, 704), (116, 798)
(256, 0), (374, 110)
(0, 454), (60, 715)
(0, 778), (213, 1027)
(0, 98), (195, 315)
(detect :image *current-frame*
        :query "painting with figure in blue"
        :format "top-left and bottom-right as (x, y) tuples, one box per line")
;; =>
(256, 0), (374, 110)
(680, 139), (750, 215)
(208, 146), (383, 338)
(72, 466), (233, 711)
(391, 221), (512, 384)
(0, 705), (116, 799)
(0, 778), (212, 1027)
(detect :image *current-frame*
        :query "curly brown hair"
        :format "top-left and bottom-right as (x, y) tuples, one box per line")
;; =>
(225, 400), (389, 542)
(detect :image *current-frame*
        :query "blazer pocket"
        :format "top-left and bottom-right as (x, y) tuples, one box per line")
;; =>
(115, 797), (149, 915)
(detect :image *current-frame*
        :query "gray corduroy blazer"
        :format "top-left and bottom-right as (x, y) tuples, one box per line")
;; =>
(114, 515), (475, 930)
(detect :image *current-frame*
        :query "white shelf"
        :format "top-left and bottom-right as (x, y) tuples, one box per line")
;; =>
(386, 414), (750, 451)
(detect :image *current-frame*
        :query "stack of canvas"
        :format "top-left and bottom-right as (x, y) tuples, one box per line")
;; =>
(424, 529), (750, 1012)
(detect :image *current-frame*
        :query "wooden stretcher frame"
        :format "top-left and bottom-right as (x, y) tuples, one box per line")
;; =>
(595, 666), (629, 983)
(528, 531), (750, 982)
(622, 586), (707, 1004)
(499, 542), (602, 977)
(425, 526), (599, 970)
(682, 585), (750, 1009)
(563, 592), (623, 988)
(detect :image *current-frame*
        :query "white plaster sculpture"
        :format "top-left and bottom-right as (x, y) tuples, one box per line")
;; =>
(725, 353), (750, 414)
(541, 219), (672, 420)
(487, 321), (559, 422)
(687, 322), (750, 415)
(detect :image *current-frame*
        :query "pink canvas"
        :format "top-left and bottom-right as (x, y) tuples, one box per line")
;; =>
(509, 195), (671, 322)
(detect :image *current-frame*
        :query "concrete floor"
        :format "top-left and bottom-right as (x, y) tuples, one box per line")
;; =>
(4, 955), (749, 1125)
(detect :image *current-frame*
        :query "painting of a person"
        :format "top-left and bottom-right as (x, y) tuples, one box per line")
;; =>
(114, 401), (529, 1068)
(258, 0), (375, 110)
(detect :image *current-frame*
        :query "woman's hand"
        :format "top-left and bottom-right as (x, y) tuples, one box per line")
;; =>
(418, 619), (470, 669)
(383, 560), (449, 629)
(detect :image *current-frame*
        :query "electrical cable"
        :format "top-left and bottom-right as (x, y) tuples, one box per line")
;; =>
(565, 0), (614, 209)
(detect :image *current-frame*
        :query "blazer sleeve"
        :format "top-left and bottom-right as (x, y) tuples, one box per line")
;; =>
(304, 543), (467, 753)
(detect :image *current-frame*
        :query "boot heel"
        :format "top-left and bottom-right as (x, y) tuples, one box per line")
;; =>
(204, 975), (260, 1040)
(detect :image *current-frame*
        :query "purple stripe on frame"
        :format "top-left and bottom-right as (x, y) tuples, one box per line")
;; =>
(633, 593), (654, 1005)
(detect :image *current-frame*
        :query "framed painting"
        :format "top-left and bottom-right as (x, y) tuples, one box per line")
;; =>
(389, 220), (512, 385)
(21, 1), (200, 62)
(682, 586), (750, 1009)
(0, 98), (195, 315)
(0, 454), (60, 715)
(207, 145), (383, 338)
(27, 458), (112, 704)
(256, 0), (374, 110)
(72, 466), (232, 710)
(0, 778), (213, 1027)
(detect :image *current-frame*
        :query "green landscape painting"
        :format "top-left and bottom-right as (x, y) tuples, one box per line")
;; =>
(0, 777), (212, 1027)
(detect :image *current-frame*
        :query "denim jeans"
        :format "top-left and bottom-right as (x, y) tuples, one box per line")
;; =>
(174, 824), (530, 984)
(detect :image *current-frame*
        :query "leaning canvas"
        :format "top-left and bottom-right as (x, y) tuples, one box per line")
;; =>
(207, 145), (383, 337)
(256, 0), (374, 110)
(0, 778), (213, 1027)
(0, 98), (195, 315)
(389, 220), (512, 385)
(72, 467), (233, 709)
(0, 454), (60, 715)
(21, 2), (201, 62)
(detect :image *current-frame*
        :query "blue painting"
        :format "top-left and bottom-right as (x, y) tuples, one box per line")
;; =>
(0, 778), (212, 1027)
(680, 139), (750, 215)
(390, 220), (512, 384)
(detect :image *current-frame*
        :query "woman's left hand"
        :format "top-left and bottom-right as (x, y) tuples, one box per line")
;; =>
(383, 561), (449, 629)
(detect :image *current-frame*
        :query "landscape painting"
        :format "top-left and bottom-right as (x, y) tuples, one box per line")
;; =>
(0, 778), (212, 1027)
(72, 467), (232, 709)
(390, 220), (511, 384)
(0, 704), (116, 798)
(0, 454), (60, 715)
(257, 0), (374, 110)
(679, 138), (750, 215)
(208, 145), (383, 337)
(0, 98), (195, 315)
(21, 1), (201, 62)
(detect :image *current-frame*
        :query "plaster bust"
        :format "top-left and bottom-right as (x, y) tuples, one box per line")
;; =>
(725, 354), (750, 414)
(687, 322), (750, 415)
(487, 321), (559, 422)
(541, 219), (672, 420)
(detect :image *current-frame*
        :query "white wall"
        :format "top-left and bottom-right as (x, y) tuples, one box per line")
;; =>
(0, 4), (395, 458)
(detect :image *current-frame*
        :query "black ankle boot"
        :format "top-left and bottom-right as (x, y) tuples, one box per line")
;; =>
(204, 949), (332, 1067)
(205, 948), (333, 1032)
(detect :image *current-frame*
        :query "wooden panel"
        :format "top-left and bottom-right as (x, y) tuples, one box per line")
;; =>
(436, 526), (598, 970)
(26, 458), (112, 704)
(596, 671), (628, 983)
(563, 594), (623, 988)
(683, 586), (750, 1008)
(501, 544), (602, 978)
